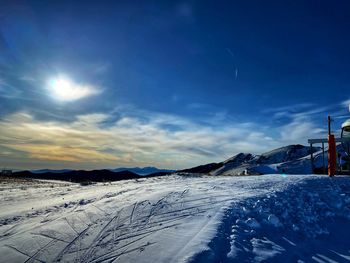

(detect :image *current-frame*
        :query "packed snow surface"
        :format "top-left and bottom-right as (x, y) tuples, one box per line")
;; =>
(0, 174), (350, 263)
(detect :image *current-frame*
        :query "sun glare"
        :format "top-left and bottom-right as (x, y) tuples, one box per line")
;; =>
(48, 76), (98, 101)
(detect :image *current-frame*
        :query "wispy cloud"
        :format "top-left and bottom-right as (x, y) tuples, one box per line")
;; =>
(263, 103), (329, 143)
(0, 110), (282, 170)
(264, 102), (333, 122)
(2, 99), (343, 170)
(341, 98), (350, 109)
(279, 115), (326, 143)
(0, 78), (24, 99)
(291, 106), (331, 119)
(262, 103), (314, 114)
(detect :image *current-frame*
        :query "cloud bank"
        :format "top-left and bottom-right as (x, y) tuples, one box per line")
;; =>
(0, 104), (328, 170)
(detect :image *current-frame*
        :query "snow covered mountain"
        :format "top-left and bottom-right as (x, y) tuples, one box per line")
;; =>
(181, 144), (323, 176)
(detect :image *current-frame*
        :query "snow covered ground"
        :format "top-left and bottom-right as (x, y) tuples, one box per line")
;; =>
(0, 174), (350, 263)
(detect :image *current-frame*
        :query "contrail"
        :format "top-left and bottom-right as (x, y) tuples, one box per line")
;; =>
(333, 115), (350, 119)
(226, 48), (238, 80)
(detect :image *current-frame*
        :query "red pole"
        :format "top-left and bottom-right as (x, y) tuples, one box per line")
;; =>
(327, 116), (336, 177)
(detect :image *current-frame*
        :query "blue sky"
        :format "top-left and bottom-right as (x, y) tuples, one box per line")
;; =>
(0, 0), (350, 170)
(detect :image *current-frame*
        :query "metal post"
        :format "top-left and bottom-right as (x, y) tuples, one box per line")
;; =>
(328, 135), (336, 177)
(322, 142), (325, 174)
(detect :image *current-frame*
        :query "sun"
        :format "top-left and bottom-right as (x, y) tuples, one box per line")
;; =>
(48, 76), (98, 101)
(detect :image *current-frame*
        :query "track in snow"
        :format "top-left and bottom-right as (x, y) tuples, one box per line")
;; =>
(1, 174), (350, 263)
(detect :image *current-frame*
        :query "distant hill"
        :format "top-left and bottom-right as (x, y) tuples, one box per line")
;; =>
(30, 167), (174, 176)
(179, 144), (322, 176)
(179, 163), (223, 174)
(31, 169), (73, 174)
(110, 167), (175, 175)
(13, 169), (171, 183)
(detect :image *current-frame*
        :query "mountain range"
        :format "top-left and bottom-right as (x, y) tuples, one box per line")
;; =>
(110, 167), (175, 175)
(15, 144), (347, 182)
(180, 144), (327, 176)
(31, 167), (175, 176)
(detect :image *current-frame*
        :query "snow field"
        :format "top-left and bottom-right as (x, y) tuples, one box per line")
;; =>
(0, 174), (350, 263)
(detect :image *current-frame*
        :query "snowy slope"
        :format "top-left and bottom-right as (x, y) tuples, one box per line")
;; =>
(253, 144), (317, 164)
(1, 174), (350, 262)
(210, 153), (255, 176)
(193, 175), (350, 263)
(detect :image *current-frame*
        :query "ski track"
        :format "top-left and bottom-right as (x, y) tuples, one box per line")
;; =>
(0, 174), (350, 263)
